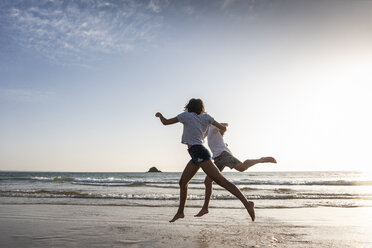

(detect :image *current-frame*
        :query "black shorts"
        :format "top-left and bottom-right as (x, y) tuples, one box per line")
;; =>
(187, 145), (211, 165)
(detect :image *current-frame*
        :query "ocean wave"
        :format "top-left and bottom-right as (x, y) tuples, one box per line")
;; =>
(0, 190), (99, 198)
(52, 177), (74, 182)
(72, 182), (253, 191)
(0, 201), (371, 209)
(0, 177), (31, 181)
(232, 180), (372, 186)
(2, 176), (372, 186)
(1, 176), (372, 187)
(1, 190), (372, 201)
(0, 190), (178, 200)
(274, 188), (295, 193)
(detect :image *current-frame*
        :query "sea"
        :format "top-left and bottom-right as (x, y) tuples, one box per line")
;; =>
(1, 171), (372, 210)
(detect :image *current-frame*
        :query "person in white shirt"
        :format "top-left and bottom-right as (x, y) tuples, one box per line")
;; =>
(195, 123), (276, 217)
(156, 99), (255, 223)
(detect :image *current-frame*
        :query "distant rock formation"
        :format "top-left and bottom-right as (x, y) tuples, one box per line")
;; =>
(148, 166), (162, 173)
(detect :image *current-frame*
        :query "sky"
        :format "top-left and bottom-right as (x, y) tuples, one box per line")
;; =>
(1, 0), (372, 172)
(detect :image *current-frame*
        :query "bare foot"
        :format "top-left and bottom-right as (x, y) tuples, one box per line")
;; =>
(169, 213), (184, 223)
(261, 157), (277, 163)
(194, 208), (209, 217)
(247, 201), (255, 222)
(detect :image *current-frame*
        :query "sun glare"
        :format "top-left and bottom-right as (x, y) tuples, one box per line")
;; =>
(362, 170), (372, 180)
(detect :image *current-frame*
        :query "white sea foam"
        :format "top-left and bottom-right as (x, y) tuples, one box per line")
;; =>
(1, 171), (372, 209)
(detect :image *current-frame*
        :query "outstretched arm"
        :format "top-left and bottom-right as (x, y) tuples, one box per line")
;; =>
(155, 112), (179, 125)
(211, 120), (227, 135)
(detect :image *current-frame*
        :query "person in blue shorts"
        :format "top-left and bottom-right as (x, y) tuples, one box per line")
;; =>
(155, 98), (255, 222)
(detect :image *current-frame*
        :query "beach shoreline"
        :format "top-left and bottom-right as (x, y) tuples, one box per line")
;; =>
(1, 204), (371, 248)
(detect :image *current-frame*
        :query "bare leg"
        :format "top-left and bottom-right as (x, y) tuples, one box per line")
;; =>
(199, 160), (255, 221)
(195, 176), (214, 217)
(234, 157), (277, 172)
(169, 161), (200, 223)
(196, 157), (276, 216)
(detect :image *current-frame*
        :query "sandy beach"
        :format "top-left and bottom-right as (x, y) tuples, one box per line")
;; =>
(2, 0), (372, 247)
(1, 204), (371, 248)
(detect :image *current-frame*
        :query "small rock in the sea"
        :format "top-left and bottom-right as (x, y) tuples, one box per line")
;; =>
(148, 167), (162, 172)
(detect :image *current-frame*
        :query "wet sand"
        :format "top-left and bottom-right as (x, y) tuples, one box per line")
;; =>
(0, 204), (371, 247)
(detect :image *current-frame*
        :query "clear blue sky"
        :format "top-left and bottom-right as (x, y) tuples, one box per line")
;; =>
(1, 0), (372, 172)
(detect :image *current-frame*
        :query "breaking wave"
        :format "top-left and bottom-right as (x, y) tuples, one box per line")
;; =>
(2, 176), (372, 186)
(1, 189), (371, 201)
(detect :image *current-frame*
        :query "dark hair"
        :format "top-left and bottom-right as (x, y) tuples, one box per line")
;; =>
(184, 98), (205, 114)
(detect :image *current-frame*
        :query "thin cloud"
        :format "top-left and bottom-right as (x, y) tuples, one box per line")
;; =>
(220, 0), (236, 10)
(183, 6), (195, 15)
(0, 89), (55, 103)
(0, 0), (264, 66)
(1, 0), (164, 64)
(147, 0), (162, 13)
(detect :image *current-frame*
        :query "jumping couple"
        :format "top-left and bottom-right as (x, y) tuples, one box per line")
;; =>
(155, 98), (276, 223)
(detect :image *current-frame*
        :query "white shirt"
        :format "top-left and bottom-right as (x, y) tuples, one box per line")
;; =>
(177, 112), (214, 146)
(207, 125), (231, 158)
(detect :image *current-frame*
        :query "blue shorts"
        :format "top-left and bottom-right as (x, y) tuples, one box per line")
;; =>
(187, 145), (211, 165)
